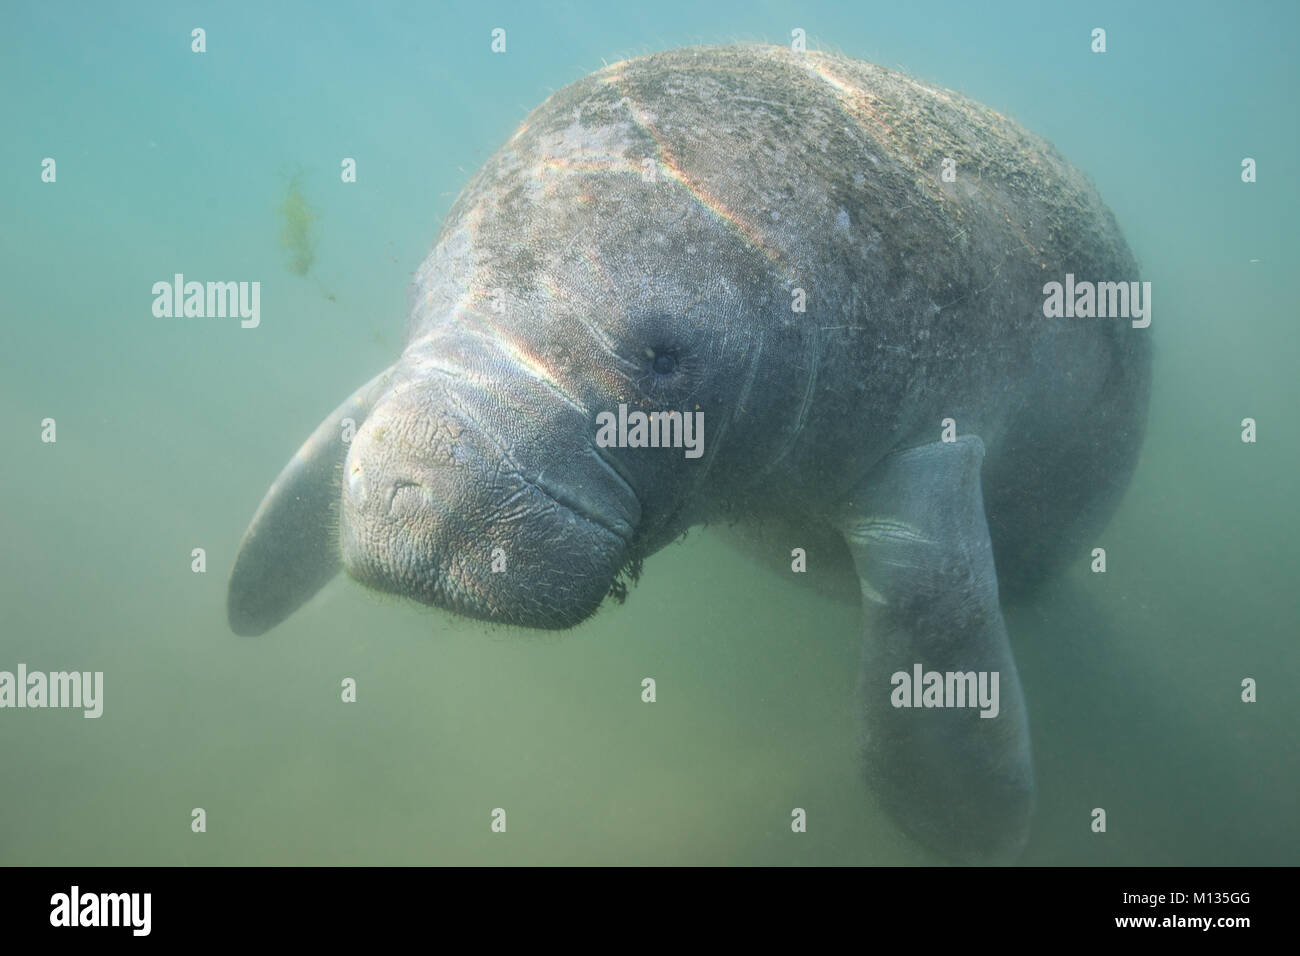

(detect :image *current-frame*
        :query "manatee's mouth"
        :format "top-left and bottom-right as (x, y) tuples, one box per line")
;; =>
(529, 464), (638, 546)
(342, 481), (634, 628)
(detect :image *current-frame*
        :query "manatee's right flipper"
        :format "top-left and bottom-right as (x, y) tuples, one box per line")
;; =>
(836, 436), (1034, 863)
(227, 367), (396, 636)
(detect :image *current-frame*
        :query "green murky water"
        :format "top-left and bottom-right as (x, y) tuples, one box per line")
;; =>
(1, 0), (1295, 865)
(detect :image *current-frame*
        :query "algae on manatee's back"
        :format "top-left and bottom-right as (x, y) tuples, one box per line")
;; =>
(279, 171), (316, 276)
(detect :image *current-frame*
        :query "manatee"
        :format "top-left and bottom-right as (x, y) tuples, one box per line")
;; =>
(228, 45), (1151, 863)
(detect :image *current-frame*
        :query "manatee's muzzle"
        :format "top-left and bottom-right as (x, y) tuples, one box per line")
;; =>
(338, 374), (640, 629)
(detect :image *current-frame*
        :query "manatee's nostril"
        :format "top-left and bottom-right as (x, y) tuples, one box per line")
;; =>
(389, 480), (427, 518)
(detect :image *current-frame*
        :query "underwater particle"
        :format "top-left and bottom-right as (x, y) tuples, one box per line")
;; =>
(280, 171), (316, 276)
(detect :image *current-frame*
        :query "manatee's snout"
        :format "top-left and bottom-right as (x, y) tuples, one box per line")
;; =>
(339, 375), (640, 629)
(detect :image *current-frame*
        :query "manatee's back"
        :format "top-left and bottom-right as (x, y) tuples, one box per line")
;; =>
(777, 49), (1151, 593)
(592, 46), (1152, 591)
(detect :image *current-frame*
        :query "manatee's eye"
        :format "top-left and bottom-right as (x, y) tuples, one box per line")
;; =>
(650, 349), (678, 375)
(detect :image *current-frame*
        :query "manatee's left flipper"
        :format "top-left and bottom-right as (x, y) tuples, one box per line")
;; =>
(836, 435), (1034, 863)
(228, 368), (395, 636)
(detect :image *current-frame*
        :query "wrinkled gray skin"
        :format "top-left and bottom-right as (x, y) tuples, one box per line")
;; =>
(229, 45), (1151, 864)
